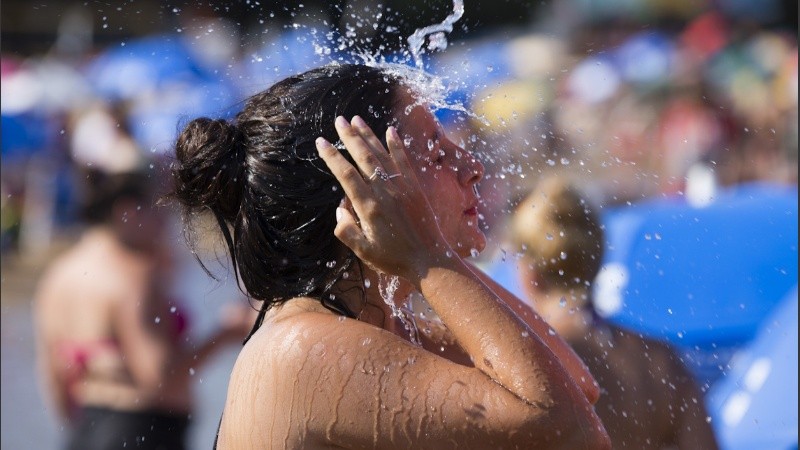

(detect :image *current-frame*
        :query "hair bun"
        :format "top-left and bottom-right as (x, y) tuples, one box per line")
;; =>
(172, 118), (246, 221)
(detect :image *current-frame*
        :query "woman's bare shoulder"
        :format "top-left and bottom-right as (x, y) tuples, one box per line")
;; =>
(219, 302), (416, 448)
(234, 302), (406, 377)
(221, 302), (579, 450)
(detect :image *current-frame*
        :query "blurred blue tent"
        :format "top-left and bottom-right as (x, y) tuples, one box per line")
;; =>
(706, 286), (798, 450)
(613, 31), (675, 85)
(84, 34), (213, 101)
(0, 113), (53, 162)
(85, 33), (241, 153)
(593, 182), (798, 385)
(236, 27), (343, 97)
(430, 37), (513, 124)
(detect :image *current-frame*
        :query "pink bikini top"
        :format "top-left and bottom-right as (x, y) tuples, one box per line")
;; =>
(57, 298), (191, 417)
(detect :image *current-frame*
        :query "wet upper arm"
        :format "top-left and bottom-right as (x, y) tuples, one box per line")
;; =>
(224, 312), (586, 450)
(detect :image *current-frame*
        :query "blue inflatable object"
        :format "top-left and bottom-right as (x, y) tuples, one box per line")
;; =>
(482, 183), (798, 387)
(594, 183), (797, 384)
(706, 286), (798, 450)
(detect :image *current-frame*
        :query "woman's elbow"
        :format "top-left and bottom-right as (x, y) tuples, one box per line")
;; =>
(525, 400), (611, 450)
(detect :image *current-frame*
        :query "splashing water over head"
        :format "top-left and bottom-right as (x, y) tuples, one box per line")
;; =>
(377, 273), (421, 346)
(348, 0), (483, 125)
(407, 0), (465, 69)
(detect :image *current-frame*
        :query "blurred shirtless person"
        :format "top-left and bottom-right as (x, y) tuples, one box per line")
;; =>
(34, 168), (251, 450)
(509, 175), (719, 449)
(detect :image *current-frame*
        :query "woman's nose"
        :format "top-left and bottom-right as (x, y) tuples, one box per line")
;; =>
(460, 149), (484, 185)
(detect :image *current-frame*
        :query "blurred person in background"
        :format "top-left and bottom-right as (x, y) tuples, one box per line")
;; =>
(32, 112), (254, 449)
(509, 174), (719, 450)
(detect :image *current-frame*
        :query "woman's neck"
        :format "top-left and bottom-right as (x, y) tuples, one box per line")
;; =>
(333, 264), (416, 335)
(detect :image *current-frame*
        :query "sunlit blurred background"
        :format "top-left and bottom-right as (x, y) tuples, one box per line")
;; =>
(2, 1), (797, 449)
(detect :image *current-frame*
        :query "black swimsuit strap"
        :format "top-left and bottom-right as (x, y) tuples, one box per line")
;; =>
(213, 413), (222, 449)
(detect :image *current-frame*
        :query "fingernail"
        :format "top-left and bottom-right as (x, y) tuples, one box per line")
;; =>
(335, 116), (349, 128)
(351, 115), (367, 128)
(336, 207), (344, 222)
(315, 137), (329, 148)
(388, 126), (400, 142)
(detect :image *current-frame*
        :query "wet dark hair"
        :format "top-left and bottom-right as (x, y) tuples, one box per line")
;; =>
(81, 169), (154, 225)
(168, 64), (408, 329)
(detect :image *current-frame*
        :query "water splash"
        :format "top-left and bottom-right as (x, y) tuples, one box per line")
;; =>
(378, 273), (421, 346)
(406, 0), (465, 69)
(351, 0), (489, 127)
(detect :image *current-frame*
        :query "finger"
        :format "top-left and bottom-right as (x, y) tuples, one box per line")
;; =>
(333, 206), (369, 257)
(316, 137), (372, 209)
(351, 115), (394, 171)
(334, 116), (386, 179)
(386, 126), (416, 178)
(341, 196), (357, 221)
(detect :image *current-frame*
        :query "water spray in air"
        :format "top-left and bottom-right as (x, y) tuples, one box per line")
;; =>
(378, 273), (422, 346)
(407, 0), (465, 69)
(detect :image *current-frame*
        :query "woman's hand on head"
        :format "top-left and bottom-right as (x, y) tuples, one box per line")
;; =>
(316, 115), (451, 284)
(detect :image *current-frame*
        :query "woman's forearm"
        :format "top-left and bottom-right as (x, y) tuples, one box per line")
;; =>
(414, 255), (591, 409)
(468, 263), (600, 404)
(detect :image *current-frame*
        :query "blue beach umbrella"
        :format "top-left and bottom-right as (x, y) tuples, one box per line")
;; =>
(236, 27), (342, 97)
(705, 286), (798, 450)
(593, 182), (798, 385)
(85, 34), (208, 101)
(126, 77), (240, 154)
(613, 31), (675, 86)
(430, 37), (513, 106)
(85, 33), (242, 153)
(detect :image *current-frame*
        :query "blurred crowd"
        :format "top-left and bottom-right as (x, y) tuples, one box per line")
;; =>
(1, 1), (797, 257)
(436, 12), (797, 237)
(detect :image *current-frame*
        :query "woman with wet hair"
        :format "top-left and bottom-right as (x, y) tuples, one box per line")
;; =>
(170, 63), (610, 449)
(509, 175), (719, 449)
(33, 168), (252, 450)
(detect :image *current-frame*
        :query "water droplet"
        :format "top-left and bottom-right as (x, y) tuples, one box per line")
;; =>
(364, 278), (371, 288)
(547, 328), (557, 336)
(154, 316), (161, 324)
(170, 306), (177, 313)
(667, 308), (673, 315)
(521, 331), (529, 337)
(560, 251), (567, 260)
(470, 248), (480, 258)
(325, 260), (337, 268)
(189, 368), (196, 376)
(559, 297), (567, 308)
(545, 233), (554, 241)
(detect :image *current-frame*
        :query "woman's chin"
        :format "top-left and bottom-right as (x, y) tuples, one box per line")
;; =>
(454, 233), (487, 259)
